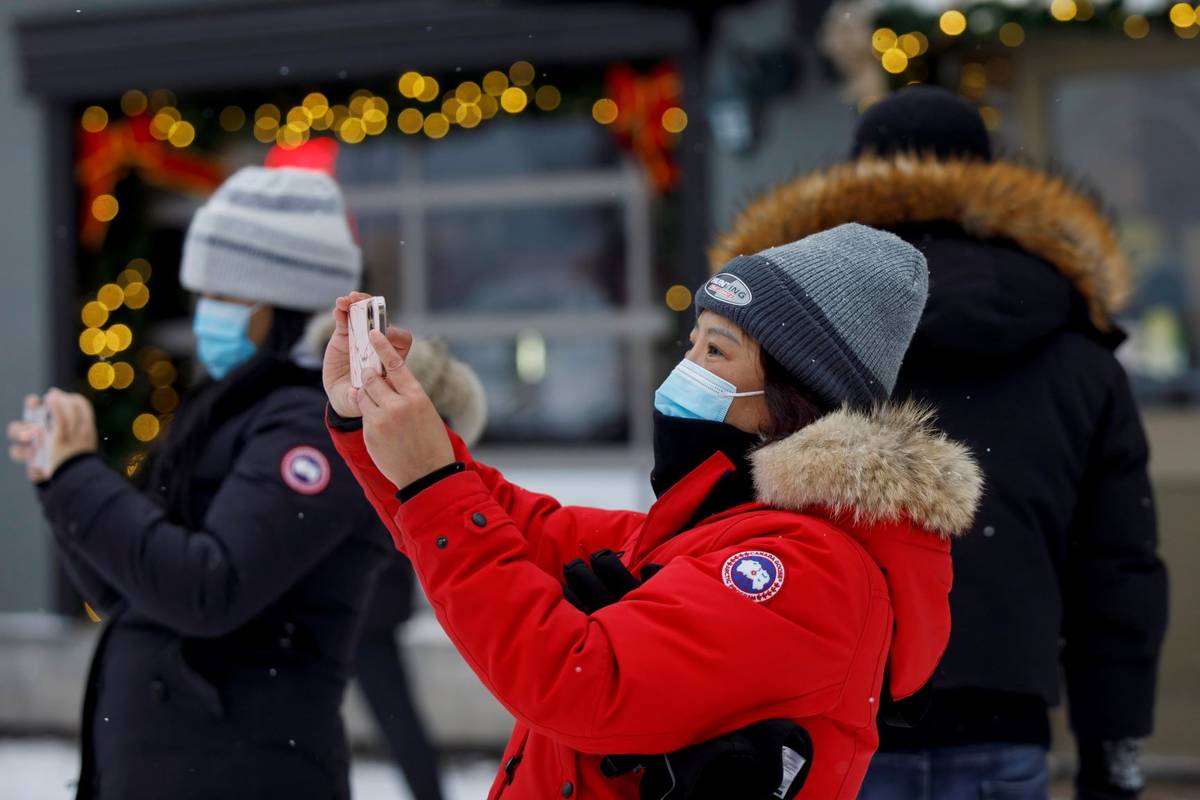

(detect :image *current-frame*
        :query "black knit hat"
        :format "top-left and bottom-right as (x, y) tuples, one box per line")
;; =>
(851, 86), (992, 162)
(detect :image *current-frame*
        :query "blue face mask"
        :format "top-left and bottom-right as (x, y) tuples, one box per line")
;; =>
(654, 358), (765, 423)
(193, 298), (261, 380)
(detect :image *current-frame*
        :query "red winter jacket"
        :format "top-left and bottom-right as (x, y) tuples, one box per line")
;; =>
(330, 403), (981, 799)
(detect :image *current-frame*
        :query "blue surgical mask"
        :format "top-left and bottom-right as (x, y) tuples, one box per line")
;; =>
(654, 358), (765, 422)
(193, 298), (261, 380)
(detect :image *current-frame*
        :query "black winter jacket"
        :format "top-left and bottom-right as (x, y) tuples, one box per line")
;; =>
(40, 378), (391, 800)
(708, 156), (1169, 752)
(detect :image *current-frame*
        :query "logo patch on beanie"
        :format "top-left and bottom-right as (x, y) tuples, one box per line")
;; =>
(281, 446), (331, 495)
(705, 273), (753, 307)
(722, 551), (784, 603)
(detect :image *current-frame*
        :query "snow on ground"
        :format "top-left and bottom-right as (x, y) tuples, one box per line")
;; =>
(6, 737), (1200, 799)
(0, 738), (497, 800)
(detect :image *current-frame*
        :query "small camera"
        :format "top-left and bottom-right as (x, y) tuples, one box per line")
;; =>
(348, 296), (388, 389)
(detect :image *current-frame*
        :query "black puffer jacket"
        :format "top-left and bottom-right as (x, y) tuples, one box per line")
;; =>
(41, 379), (389, 800)
(709, 156), (1169, 751)
(38, 333), (487, 800)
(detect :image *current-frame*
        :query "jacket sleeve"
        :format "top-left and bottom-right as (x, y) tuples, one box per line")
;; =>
(37, 497), (126, 616)
(40, 397), (367, 637)
(327, 419), (643, 571)
(1062, 362), (1169, 740)
(391, 469), (868, 755)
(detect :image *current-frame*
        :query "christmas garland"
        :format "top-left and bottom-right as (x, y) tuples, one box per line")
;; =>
(820, 0), (1196, 103)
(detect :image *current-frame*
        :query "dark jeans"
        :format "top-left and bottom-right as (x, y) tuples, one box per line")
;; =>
(858, 744), (1050, 800)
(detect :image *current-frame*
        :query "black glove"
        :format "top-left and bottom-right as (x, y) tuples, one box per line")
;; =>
(562, 549), (662, 613)
(1076, 739), (1145, 800)
(601, 718), (812, 800)
(561, 551), (812, 800)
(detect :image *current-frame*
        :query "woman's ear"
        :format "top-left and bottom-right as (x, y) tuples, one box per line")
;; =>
(248, 306), (275, 347)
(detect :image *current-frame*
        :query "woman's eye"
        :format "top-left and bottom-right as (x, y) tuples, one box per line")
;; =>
(706, 344), (722, 357)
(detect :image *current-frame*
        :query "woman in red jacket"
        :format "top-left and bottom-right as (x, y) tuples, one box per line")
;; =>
(324, 223), (982, 799)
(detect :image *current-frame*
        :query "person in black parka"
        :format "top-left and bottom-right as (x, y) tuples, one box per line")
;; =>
(708, 87), (1169, 800)
(6, 166), (483, 800)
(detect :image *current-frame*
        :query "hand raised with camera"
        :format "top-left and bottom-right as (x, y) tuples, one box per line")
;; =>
(7, 390), (98, 482)
(323, 293), (413, 419)
(356, 329), (454, 490)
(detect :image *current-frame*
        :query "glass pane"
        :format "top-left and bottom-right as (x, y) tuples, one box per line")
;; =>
(427, 205), (627, 311)
(336, 137), (404, 185)
(1051, 69), (1200, 403)
(445, 335), (629, 444)
(423, 117), (619, 181)
(355, 215), (403, 301)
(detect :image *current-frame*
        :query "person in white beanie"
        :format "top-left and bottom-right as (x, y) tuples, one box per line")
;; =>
(7, 166), (486, 800)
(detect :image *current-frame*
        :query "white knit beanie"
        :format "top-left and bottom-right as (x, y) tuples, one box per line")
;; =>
(180, 166), (362, 311)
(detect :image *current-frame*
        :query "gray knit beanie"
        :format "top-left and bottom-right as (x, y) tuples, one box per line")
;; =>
(695, 222), (928, 411)
(181, 166), (361, 311)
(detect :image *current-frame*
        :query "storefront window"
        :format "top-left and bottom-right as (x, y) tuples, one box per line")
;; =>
(1051, 68), (1200, 404)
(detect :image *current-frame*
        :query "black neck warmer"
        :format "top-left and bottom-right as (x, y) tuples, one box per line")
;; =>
(649, 411), (761, 513)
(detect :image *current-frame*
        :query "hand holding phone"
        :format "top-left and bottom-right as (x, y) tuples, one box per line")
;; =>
(22, 405), (52, 474)
(348, 296), (388, 389)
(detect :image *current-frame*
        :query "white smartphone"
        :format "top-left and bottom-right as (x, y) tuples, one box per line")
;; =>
(22, 406), (51, 473)
(348, 296), (388, 389)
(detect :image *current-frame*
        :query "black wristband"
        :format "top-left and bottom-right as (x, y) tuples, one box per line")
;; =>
(326, 404), (364, 432)
(396, 462), (466, 503)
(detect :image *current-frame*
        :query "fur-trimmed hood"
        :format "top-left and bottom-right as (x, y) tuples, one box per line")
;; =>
(752, 401), (982, 539)
(301, 315), (488, 446)
(709, 155), (1130, 331)
(751, 401), (982, 699)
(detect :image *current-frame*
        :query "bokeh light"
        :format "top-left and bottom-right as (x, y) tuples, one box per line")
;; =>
(112, 362), (135, 390)
(872, 28), (898, 53)
(423, 112), (450, 139)
(105, 324), (133, 353)
(81, 106), (109, 133)
(1169, 2), (1196, 26)
(1124, 14), (1150, 38)
(97, 283), (124, 311)
(88, 363), (116, 391)
(397, 108), (424, 134)
(152, 386), (180, 414)
(592, 98), (618, 124)
(123, 282), (150, 310)
(219, 106), (245, 131)
(456, 81), (482, 104)
(92, 195), (119, 222)
(500, 87), (528, 113)
(457, 104), (483, 128)
(535, 86), (562, 111)
(339, 117), (366, 144)
(940, 10), (967, 35)
(79, 328), (106, 356)
(132, 414), (161, 442)
(665, 284), (693, 312)
(661, 107), (688, 133)
(82, 301), (109, 328)
(120, 90), (148, 116)
(999, 22), (1025, 46)
(1051, 0), (1078, 21)
(483, 70), (509, 96)
(417, 77), (440, 103)
(509, 61), (535, 87)
(148, 360), (177, 388)
(882, 48), (909, 74)
(302, 92), (329, 116)
(127, 258), (152, 281)
(167, 121), (195, 148)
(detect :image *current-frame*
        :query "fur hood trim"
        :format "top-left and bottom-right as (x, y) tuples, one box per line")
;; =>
(751, 402), (982, 539)
(301, 315), (488, 446)
(709, 155), (1130, 330)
